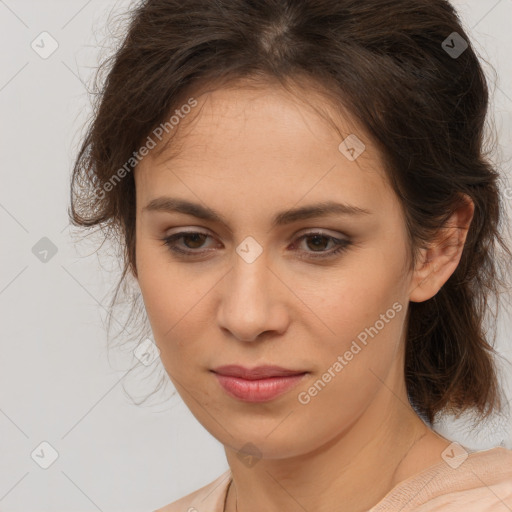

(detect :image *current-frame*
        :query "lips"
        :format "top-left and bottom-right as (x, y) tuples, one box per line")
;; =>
(210, 365), (308, 402)
(211, 364), (306, 379)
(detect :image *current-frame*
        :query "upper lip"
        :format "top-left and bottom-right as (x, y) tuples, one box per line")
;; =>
(211, 365), (307, 380)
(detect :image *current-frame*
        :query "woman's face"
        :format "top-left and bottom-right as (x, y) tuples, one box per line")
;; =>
(134, 82), (419, 459)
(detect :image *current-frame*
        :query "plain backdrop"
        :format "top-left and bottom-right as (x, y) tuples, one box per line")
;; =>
(0, 1), (511, 511)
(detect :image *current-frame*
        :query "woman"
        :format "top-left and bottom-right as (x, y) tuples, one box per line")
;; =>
(70, 0), (512, 510)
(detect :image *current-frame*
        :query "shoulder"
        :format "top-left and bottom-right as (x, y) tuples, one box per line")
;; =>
(154, 470), (232, 512)
(371, 446), (512, 511)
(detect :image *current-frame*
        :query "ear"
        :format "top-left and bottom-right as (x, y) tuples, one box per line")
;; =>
(409, 194), (474, 303)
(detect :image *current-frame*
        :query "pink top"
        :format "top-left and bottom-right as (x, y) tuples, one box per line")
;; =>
(155, 447), (512, 511)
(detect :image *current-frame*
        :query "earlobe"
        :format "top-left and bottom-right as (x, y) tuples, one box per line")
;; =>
(409, 194), (474, 303)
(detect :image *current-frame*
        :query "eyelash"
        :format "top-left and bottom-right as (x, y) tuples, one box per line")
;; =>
(160, 231), (352, 260)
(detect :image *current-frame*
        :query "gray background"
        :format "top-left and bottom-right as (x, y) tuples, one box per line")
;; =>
(0, 1), (511, 511)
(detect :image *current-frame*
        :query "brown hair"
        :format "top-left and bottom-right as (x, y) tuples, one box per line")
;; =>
(69, 0), (512, 424)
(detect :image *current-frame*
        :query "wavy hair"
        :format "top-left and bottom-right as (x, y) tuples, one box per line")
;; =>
(69, 0), (512, 424)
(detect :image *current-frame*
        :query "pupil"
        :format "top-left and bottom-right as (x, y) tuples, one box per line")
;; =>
(308, 235), (327, 251)
(185, 233), (205, 249)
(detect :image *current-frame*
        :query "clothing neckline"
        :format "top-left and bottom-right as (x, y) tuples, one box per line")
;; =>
(218, 446), (511, 511)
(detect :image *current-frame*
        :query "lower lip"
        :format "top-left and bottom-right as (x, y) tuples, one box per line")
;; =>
(212, 372), (307, 402)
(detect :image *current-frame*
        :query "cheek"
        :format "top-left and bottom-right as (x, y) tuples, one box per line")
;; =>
(298, 246), (407, 348)
(289, 302), (407, 455)
(291, 249), (408, 412)
(136, 242), (184, 342)
(304, 285), (406, 397)
(136, 242), (217, 373)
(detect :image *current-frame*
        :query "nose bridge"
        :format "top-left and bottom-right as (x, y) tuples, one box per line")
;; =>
(217, 246), (286, 341)
(232, 250), (269, 302)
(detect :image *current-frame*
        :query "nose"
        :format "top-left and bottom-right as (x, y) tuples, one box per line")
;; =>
(216, 251), (290, 342)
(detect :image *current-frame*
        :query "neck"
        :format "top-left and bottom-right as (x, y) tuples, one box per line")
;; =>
(224, 375), (450, 512)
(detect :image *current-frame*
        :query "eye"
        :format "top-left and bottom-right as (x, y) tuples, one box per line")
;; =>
(161, 231), (217, 257)
(160, 230), (352, 260)
(291, 232), (352, 259)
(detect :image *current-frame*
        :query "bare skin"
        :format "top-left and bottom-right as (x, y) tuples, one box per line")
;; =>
(134, 78), (474, 512)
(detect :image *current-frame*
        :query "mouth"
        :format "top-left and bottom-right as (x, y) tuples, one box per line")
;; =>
(210, 365), (308, 402)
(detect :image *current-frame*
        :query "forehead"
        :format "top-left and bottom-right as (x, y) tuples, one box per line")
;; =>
(135, 81), (396, 218)
(152, 81), (375, 162)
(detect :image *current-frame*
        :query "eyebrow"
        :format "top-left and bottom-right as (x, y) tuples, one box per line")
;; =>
(142, 197), (372, 229)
